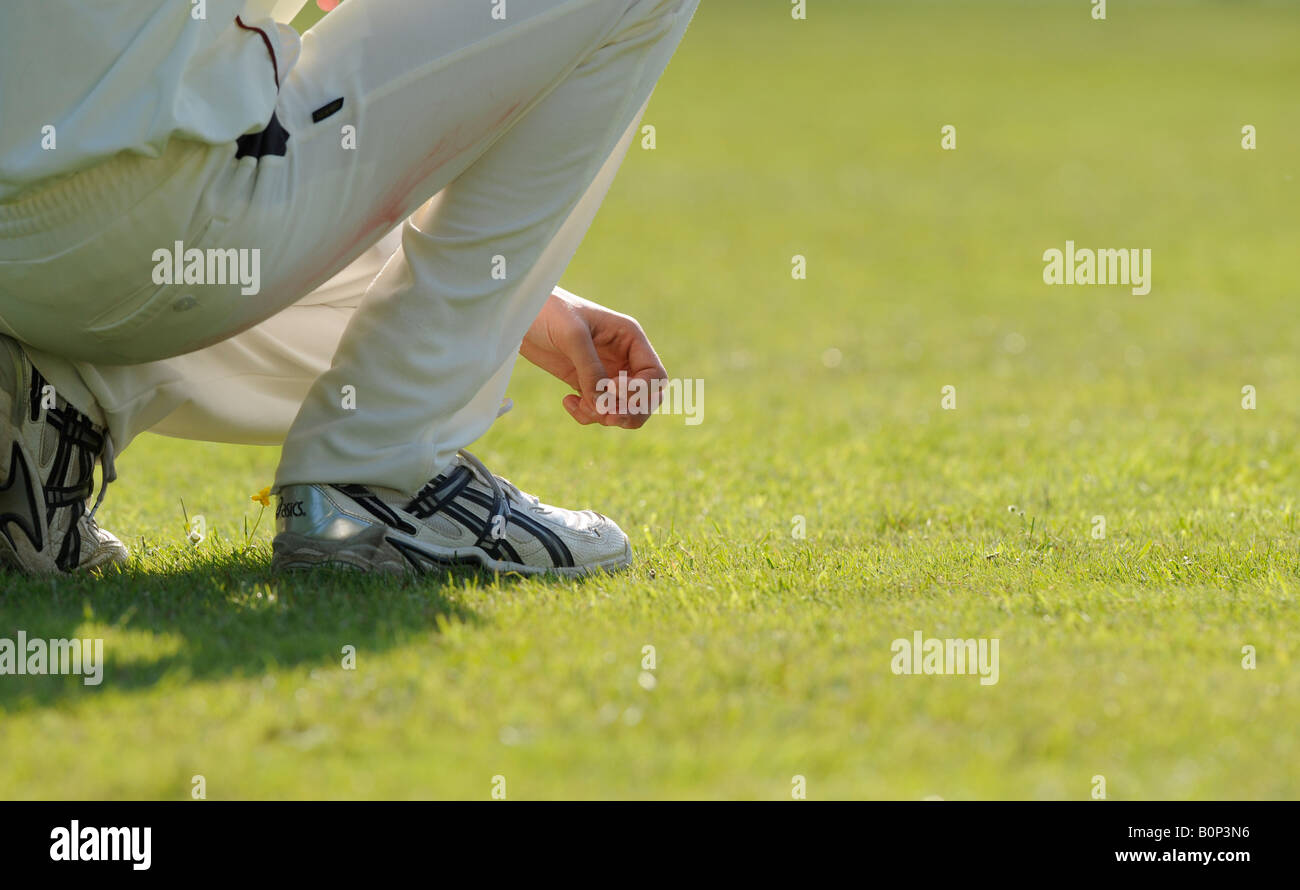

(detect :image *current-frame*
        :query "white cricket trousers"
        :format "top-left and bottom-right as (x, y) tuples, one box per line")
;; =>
(0, 0), (697, 493)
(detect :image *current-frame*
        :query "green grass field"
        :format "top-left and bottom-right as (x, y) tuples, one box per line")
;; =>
(2, 0), (1299, 799)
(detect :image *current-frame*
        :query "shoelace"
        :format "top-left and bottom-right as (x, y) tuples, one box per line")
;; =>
(450, 398), (539, 509)
(451, 449), (515, 546)
(406, 400), (537, 536)
(87, 430), (116, 522)
(456, 448), (539, 509)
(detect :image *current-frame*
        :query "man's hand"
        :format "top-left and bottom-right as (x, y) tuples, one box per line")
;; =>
(520, 288), (668, 428)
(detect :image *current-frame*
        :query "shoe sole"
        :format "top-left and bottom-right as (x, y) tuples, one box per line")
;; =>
(271, 524), (633, 579)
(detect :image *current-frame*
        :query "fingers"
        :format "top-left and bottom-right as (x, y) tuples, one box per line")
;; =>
(563, 392), (627, 427)
(619, 368), (665, 429)
(626, 322), (668, 385)
(620, 323), (669, 429)
(548, 297), (671, 430)
(557, 320), (610, 416)
(563, 393), (601, 425)
(566, 370), (668, 429)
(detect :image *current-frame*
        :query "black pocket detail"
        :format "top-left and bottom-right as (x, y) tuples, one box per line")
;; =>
(235, 112), (290, 159)
(312, 97), (345, 123)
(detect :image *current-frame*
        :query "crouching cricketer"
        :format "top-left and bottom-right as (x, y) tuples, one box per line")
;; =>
(0, 0), (697, 575)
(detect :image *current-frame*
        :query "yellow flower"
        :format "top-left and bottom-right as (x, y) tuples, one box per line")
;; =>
(251, 486), (272, 508)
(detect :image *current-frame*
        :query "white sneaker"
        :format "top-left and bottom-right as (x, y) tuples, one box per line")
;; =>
(0, 336), (128, 573)
(272, 450), (632, 577)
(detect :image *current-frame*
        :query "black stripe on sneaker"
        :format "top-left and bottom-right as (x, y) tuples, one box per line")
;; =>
(0, 441), (43, 552)
(407, 467), (473, 519)
(436, 501), (524, 566)
(55, 518), (81, 572)
(28, 367), (43, 422)
(455, 488), (574, 569)
(505, 510), (573, 569)
(332, 484), (418, 535)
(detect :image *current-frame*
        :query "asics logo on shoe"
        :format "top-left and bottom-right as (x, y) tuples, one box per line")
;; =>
(276, 500), (306, 519)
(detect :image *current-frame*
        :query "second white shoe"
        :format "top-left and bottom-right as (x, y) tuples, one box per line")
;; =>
(0, 335), (128, 574)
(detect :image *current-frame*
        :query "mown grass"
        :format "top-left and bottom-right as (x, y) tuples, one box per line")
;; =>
(1, 0), (1297, 799)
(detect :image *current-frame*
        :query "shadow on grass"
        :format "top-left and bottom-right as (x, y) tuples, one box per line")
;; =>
(0, 545), (564, 711)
